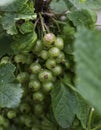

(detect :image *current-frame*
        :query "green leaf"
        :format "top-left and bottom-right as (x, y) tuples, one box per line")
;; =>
(74, 27), (101, 114)
(1, 2), (36, 35)
(64, 0), (101, 10)
(0, 34), (13, 58)
(50, 0), (68, 14)
(75, 94), (90, 129)
(11, 31), (37, 54)
(68, 9), (97, 28)
(51, 82), (76, 128)
(0, 0), (28, 12)
(0, 63), (23, 108)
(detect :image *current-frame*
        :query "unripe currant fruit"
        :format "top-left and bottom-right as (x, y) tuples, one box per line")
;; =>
(45, 59), (56, 70)
(42, 81), (54, 93)
(38, 70), (53, 82)
(43, 33), (56, 47)
(56, 52), (65, 63)
(33, 40), (43, 53)
(29, 63), (41, 74)
(52, 65), (62, 76)
(48, 47), (60, 58)
(29, 80), (41, 91)
(7, 110), (16, 119)
(54, 37), (64, 50)
(40, 50), (49, 60)
(24, 116), (33, 127)
(34, 104), (44, 115)
(16, 72), (29, 83)
(33, 92), (44, 102)
(14, 54), (27, 64)
(20, 103), (31, 113)
(0, 56), (10, 64)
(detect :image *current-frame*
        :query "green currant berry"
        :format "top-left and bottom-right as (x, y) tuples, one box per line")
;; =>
(20, 103), (31, 113)
(3, 119), (9, 128)
(0, 115), (5, 125)
(16, 72), (29, 83)
(7, 110), (16, 119)
(42, 81), (54, 92)
(30, 63), (41, 74)
(24, 116), (33, 127)
(43, 33), (56, 47)
(54, 37), (64, 50)
(34, 104), (44, 115)
(29, 80), (41, 91)
(38, 70), (53, 82)
(45, 59), (56, 70)
(0, 56), (10, 64)
(40, 50), (48, 60)
(33, 40), (43, 53)
(14, 54), (27, 64)
(56, 52), (65, 63)
(52, 65), (62, 76)
(48, 47), (60, 58)
(33, 92), (44, 102)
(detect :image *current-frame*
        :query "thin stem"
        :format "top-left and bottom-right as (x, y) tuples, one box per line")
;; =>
(88, 108), (95, 130)
(39, 13), (46, 34)
(92, 124), (101, 130)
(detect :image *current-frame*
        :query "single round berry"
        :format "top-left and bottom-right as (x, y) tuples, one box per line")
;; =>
(40, 50), (49, 60)
(7, 110), (16, 119)
(52, 65), (62, 76)
(56, 52), (65, 63)
(16, 72), (29, 83)
(14, 54), (26, 64)
(38, 70), (53, 82)
(48, 47), (60, 58)
(0, 56), (10, 64)
(42, 81), (54, 92)
(43, 33), (56, 47)
(33, 40), (43, 53)
(33, 92), (44, 102)
(34, 104), (44, 115)
(24, 116), (33, 127)
(30, 63), (41, 74)
(29, 80), (41, 91)
(45, 59), (56, 70)
(20, 103), (31, 113)
(54, 37), (64, 50)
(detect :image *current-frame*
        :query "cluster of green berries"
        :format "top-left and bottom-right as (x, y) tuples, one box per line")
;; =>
(0, 33), (66, 130)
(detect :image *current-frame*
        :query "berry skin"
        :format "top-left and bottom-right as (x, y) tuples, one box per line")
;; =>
(20, 103), (31, 113)
(16, 72), (29, 83)
(33, 40), (43, 53)
(48, 47), (60, 58)
(30, 63), (41, 74)
(52, 65), (62, 76)
(30, 74), (38, 80)
(40, 50), (49, 60)
(56, 52), (65, 63)
(54, 37), (64, 50)
(0, 56), (10, 64)
(45, 59), (56, 70)
(43, 33), (56, 47)
(34, 104), (44, 115)
(33, 92), (44, 102)
(42, 81), (54, 93)
(38, 70), (53, 82)
(29, 80), (41, 91)
(7, 110), (16, 119)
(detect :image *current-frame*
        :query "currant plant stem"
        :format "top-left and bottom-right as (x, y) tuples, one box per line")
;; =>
(88, 108), (95, 130)
(39, 13), (46, 35)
